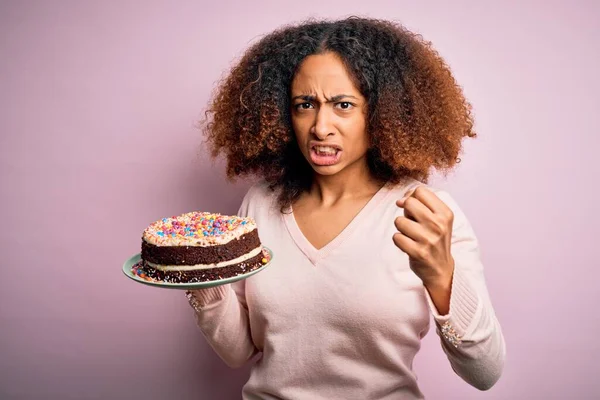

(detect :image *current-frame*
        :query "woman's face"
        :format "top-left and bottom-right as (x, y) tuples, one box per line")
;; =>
(290, 52), (369, 178)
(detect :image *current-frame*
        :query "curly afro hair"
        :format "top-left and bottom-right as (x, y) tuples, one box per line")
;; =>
(201, 16), (476, 210)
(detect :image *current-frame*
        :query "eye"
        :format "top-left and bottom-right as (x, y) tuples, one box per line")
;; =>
(295, 102), (314, 110)
(335, 102), (354, 110)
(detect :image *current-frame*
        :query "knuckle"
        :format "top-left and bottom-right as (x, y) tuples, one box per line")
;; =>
(430, 220), (443, 234)
(414, 186), (426, 196)
(426, 239), (440, 254)
(414, 246), (427, 260)
(426, 234), (437, 247)
(434, 213), (450, 228)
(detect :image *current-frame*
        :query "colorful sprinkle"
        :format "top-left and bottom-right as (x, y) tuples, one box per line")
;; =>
(143, 212), (256, 246)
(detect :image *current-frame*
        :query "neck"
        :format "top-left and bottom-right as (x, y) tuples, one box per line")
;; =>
(310, 159), (383, 206)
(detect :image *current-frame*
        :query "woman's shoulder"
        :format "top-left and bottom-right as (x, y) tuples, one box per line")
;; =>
(243, 180), (278, 202)
(237, 180), (279, 218)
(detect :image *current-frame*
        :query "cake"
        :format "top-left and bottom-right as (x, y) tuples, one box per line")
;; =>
(135, 212), (269, 283)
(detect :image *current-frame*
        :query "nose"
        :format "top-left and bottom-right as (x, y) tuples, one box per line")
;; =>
(311, 107), (335, 139)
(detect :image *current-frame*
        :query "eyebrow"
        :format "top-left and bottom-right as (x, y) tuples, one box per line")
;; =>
(291, 94), (359, 103)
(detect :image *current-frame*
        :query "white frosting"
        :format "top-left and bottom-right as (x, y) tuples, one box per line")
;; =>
(146, 246), (263, 271)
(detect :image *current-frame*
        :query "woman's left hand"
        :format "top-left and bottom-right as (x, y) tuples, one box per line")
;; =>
(393, 186), (455, 292)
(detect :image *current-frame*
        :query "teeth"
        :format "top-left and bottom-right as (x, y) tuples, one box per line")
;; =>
(315, 146), (338, 155)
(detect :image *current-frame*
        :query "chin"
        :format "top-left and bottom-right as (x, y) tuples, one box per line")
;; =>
(309, 163), (344, 176)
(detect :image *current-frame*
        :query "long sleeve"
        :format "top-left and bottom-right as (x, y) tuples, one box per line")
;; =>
(423, 190), (506, 390)
(184, 189), (259, 368)
(187, 281), (258, 368)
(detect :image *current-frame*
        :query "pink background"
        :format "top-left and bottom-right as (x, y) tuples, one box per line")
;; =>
(1, 1), (598, 399)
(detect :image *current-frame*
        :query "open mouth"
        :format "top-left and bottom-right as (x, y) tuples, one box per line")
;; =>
(309, 144), (342, 166)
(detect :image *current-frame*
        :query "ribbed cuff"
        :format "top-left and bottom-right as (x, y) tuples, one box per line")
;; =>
(425, 266), (480, 336)
(185, 285), (230, 311)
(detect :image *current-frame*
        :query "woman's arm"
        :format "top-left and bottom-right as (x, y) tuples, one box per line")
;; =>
(184, 188), (259, 368)
(186, 280), (258, 368)
(423, 191), (506, 390)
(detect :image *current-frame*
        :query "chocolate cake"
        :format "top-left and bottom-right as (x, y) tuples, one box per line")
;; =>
(137, 212), (268, 283)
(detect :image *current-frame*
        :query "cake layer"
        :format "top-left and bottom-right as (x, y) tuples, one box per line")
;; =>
(141, 229), (260, 266)
(136, 251), (266, 283)
(147, 246), (263, 271)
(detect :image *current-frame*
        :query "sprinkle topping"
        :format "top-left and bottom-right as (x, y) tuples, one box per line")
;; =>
(143, 212), (256, 247)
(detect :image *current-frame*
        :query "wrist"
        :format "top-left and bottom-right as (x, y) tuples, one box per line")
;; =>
(425, 259), (454, 291)
(424, 260), (454, 316)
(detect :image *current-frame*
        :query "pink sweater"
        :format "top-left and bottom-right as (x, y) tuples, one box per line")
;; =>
(187, 180), (505, 399)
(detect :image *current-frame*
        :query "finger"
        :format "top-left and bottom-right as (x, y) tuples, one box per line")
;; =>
(410, 186), (447, 214)
(392, 232), (419, 258)
(394, 216), (427, 242)
(395, 187), (418, 207)
(400, 196), (433, 223)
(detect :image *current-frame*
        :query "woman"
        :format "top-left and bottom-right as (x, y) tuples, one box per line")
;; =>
(187, 17), (505, 399)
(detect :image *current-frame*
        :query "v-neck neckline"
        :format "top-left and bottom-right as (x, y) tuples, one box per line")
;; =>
(282, 183), (392, 265)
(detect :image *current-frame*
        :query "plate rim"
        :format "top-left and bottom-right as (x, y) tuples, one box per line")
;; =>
(122, 246), (273, 290)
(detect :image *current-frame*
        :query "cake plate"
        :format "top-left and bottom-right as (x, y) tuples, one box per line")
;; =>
(122, 247), (273, 290)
